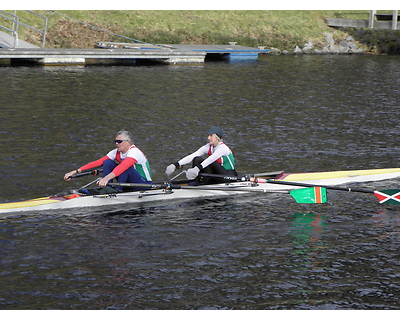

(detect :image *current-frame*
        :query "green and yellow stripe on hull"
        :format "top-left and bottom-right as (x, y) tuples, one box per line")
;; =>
(279, 168), (400, 182)
(0, 197), (62, 210)
(0, 194), (80, 210)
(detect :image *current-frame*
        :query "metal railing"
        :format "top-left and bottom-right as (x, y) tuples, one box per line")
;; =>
(0, 10), (48, 48)
(0, 11), (19, 48)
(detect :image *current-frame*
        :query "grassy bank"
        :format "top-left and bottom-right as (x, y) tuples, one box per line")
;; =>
(3, 10), (372, 51)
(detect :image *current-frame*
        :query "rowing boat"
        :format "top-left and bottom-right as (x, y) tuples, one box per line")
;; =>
(1, 167), (400, 214)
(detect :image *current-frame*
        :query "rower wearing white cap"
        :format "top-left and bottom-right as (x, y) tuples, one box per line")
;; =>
(165, 126), (237, 184)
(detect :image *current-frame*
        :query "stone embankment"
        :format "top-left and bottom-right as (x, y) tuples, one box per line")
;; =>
(269, 32), (365, 55)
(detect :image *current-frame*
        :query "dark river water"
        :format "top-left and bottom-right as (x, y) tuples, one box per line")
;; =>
(0, 55), (400, 309)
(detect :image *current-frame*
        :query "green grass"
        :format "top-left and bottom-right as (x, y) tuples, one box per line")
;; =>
(0, 10), (373, 50)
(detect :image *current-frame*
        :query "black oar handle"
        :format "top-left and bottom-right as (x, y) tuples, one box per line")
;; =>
(71, 169), (103, 179)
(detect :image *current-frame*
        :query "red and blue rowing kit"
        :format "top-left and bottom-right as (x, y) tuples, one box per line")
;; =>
(79, 145), (152, 186)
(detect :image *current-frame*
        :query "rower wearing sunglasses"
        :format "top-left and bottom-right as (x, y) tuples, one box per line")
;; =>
(64, 130), (152, 190)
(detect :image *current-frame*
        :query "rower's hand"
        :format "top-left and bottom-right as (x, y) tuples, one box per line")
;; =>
(97, 177), (110, 187)
(165, 164), (176, 176)
(186, 167), (200, 180)
(64, 170), (76, 181)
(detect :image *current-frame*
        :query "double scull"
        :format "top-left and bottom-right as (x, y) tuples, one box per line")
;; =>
(1, 167), (400, 214)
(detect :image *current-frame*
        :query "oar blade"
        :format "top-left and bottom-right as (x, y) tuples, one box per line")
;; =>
(290, 187), (327, 204)
(373, 189), (400, 205)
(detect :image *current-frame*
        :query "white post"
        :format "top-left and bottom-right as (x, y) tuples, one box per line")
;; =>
(392, 10), (398, 30)
(369, 10), (376, 29)
(14, 13), (19, 48)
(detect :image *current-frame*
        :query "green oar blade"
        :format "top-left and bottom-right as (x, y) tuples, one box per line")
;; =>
(373, 189), (400, 205)
(290, 187), (327, 204)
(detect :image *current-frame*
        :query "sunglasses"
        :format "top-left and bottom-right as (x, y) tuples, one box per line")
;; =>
(115, 140), (127, 144)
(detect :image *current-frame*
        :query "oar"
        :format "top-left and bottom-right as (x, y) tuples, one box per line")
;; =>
(70, 169), (103, 179)
(202, 173), (400, 205)
(107, 182), (289, 194)
(265, 179), (400, 205)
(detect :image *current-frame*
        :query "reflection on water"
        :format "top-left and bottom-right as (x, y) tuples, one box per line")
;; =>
(290, 212), (326, 258)
(289, 213), (329, 306)
(1, 55), (400, 309)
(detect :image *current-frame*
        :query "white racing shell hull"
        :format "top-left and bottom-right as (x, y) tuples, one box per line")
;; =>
(1, 167), (400, 214)
(0, 182), (287, 213)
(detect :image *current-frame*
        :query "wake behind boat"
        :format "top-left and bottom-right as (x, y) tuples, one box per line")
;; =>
(1, 167), (400, 214)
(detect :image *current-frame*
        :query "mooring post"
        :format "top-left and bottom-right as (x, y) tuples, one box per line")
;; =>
(392, 10), (398, 30)
(369, 10), (376, 29)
